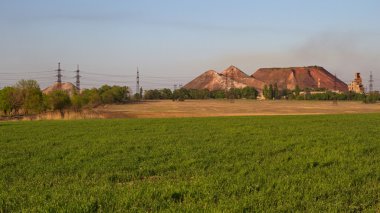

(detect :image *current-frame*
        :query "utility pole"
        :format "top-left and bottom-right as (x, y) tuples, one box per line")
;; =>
(56, 62), (62, 88)
(369, 71), (374, 93)
(75, 65), (81, 91)
(136, 67), (140, 97)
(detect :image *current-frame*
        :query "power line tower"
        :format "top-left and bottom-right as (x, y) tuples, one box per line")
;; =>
(75, 65), (81, 91)
(136, 67), (140, 97)
(369, 71), (374, 93)
(56, 62), (62, 88)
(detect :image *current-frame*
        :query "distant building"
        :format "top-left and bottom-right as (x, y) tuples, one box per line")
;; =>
(348, 73), (365, 93)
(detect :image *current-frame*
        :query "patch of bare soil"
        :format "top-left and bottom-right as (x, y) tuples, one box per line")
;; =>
(96, 100), (380, 119)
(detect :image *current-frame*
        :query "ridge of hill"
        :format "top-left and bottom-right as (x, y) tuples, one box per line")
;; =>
(184, 65), (265, 91)
(252, 66), (348, 91)
(184, 65), (348, 92)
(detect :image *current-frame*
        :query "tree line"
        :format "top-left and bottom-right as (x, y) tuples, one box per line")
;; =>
(144, 84), (379, 103)
(143, 87), (259, 100)
(0, 80), (129, 117)
(262, 83), (379, 102)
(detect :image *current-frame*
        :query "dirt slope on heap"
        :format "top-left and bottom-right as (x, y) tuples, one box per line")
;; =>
(42, 82), (78, 96)
(184, 65), (348, 92)
(221, 65), (265, 90)
(252, 66), (348, 91)
(184, 66), (264, 91)
(183, 69), (248, 91)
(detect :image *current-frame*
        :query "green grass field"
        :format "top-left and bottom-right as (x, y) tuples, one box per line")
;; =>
(1, 114), (380, 212)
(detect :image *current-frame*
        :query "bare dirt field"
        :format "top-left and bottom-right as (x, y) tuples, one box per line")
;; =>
(95, 100), (380, 118)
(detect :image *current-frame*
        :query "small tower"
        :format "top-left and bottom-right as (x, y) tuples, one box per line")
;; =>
(56, 62), (62, 89)
(75, 65), (81, 91)
(136, 67), (140, 97)
(369, 71), (374, 93)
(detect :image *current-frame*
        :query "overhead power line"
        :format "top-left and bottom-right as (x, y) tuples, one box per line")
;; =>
(0, 70), (54, 75)
(80, 71), (135, 78)
(0, 64), (194, 90)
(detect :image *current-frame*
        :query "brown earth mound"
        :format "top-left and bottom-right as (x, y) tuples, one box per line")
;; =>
(184, 65), (348, 92)
(184, 65), (265, 91)
(252, 66), (348, 91)
(222, 66), (266, 90)
(183, 68), (249, 91)
(42, 82), (78, 96)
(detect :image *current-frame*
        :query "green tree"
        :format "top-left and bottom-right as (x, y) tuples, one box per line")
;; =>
(294, 85), (301, 96)
(98, 85), (112, 95)
(263, 85), (269, 99)
(160, 88), (173, 99)
(210, 90), (225, 99)
(0, 86), (23, 115)
(133, 93), (141, 100)
(71, 93), (83, 112)
(241, 87), (258, 99)
(81, 89), (102, 107)
(304, 88), (311, 100)
(110, 86), (129, 103)
(144, 89), (161, 100)
(364, 92), (380, 104)
(47, 90), (71, 118)
(101, 89), (116, 104)
(268, 84), (274, 99)
(189, 89), (210, 99)
(229, 88), (242, 99)
(99, 85), (129, 104)
(172, 88), (189, 101)
(42, 94), (50, 111)
(273, 83), (279, 99)
(0, 87), (15, 115)
(15, 79), (44, 114)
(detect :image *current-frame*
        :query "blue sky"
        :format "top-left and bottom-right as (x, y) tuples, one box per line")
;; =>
(1, 0), (379, 90)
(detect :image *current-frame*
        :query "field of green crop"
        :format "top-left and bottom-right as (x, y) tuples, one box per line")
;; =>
(1, 114), (380, 212)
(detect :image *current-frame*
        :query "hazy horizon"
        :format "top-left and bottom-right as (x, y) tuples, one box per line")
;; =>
(1, 0), (379, 91)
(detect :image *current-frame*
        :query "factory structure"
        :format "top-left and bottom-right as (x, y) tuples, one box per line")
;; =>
(348, 73), (365, 94)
